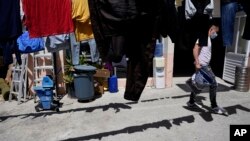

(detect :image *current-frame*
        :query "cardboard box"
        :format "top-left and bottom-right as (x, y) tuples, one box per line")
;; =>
(94, 69), (110, 93)
(94, 69), (110, 78)
(95, 85), (104, 94)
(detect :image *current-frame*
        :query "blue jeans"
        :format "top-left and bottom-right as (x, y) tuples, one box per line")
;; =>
(70, 33), (100, 65)
(221, 2), (238, 47)
(81, 39), (100, 63)
(70, 33), (80, 65)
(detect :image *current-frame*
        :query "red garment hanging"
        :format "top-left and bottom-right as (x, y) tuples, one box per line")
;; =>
(22, 0), (74, 38)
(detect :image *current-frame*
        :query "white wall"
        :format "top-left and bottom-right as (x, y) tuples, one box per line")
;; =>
(213, 0), (221, 18)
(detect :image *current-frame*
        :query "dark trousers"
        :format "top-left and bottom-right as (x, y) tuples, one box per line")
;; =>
(124, 38), (155, 101)
(189, 66), (218, 108)
(0, 39), (21, 66)
(239, 0), (250, 40)
(88, 0), (162, 101)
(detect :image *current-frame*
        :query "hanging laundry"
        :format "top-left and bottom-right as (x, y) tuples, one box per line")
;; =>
(71, 0), (100, 63)
(0, 0), (22, 39)
(185, 0), (214, 47)
(17, 31), (44, 53)
(0, 40), (21, 66)
(69, 33), (81, 65)
(89, 0), (178, 101)
(239, 0), (250, 40)
(45, 34), (70, 53)
(160, 0), (179, 43)
(22, 0), (74, 38)
(185, 0), (214, 19)
(71, 0), (94, 42)
(80, 39), (100, 63)
(0, 0), (22, 66)
(221, 0), (238, 47)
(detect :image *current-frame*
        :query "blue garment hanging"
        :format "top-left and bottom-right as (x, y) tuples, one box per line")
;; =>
(17, 31), (44, 53)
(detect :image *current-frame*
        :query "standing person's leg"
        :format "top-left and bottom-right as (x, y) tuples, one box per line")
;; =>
(202, 66), (218, 108)
(202, 66), (227, 114)
(186, 74), (201, 108)
(186, 77), (202, 108)
(189, 92), (196, 104)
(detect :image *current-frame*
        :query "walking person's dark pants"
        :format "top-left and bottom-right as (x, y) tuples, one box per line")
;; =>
(189, 66), (218, 108)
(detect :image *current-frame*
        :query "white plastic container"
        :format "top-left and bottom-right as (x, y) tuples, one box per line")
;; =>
(153, 57), (165, 88)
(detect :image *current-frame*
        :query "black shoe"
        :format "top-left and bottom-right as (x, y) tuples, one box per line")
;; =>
(186, 79), (202, 94)
(187, 101), (202, 109)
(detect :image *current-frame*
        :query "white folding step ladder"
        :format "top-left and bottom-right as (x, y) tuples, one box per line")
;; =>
(33, 48), (57, 101)
(9, 54), (28, 104)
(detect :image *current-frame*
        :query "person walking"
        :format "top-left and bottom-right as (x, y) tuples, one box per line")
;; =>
(186, 22), (228, 115)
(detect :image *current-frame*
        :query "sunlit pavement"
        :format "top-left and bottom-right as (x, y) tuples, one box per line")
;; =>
(0, 77), (249, 141)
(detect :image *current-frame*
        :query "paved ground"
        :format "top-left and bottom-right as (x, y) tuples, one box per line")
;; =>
(0, 77), (250, 141)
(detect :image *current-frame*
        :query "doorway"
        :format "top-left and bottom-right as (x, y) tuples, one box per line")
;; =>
(173, 18), (225, 78)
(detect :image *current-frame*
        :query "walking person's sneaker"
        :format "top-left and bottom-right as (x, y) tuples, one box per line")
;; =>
(187, 101), (203, 109)
(186, 79), (202, 94)
(212, 106), (228, 116)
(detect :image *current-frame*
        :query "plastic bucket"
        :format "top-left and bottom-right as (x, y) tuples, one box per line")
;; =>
(73, 65), (96, 100)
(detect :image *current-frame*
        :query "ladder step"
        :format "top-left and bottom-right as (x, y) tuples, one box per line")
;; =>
(9, 54), (28, 103)
(83, 54), (91, 58)
(34, 78), (43, 83)
(10, 91), (19, 95)
(34, 66), (54, 70)
(12, 68), (22, 71)
(85, 59), (92, 61)
(34, 53), (52, 58)
(12, 80), (21, 83)
(33, 51), (57, 98)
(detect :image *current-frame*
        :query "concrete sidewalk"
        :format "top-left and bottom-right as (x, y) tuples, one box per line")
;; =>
(0, 77), (250, 141)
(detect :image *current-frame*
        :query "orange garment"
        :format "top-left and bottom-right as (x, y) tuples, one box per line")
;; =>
(71, 0), (94, 41)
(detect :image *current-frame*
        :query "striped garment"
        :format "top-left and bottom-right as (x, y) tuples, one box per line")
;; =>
(197, 37), (212, 66)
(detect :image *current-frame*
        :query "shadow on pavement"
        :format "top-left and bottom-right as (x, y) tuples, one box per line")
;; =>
(0, 96), (170, 122)
(176, 83), (232, 93)
(141, 97), (170, 102)
(1, 92), (250, 141)
(0, 103), (133, 122)
(62, 104), (250, 141)
(1, 93), (246, 124)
